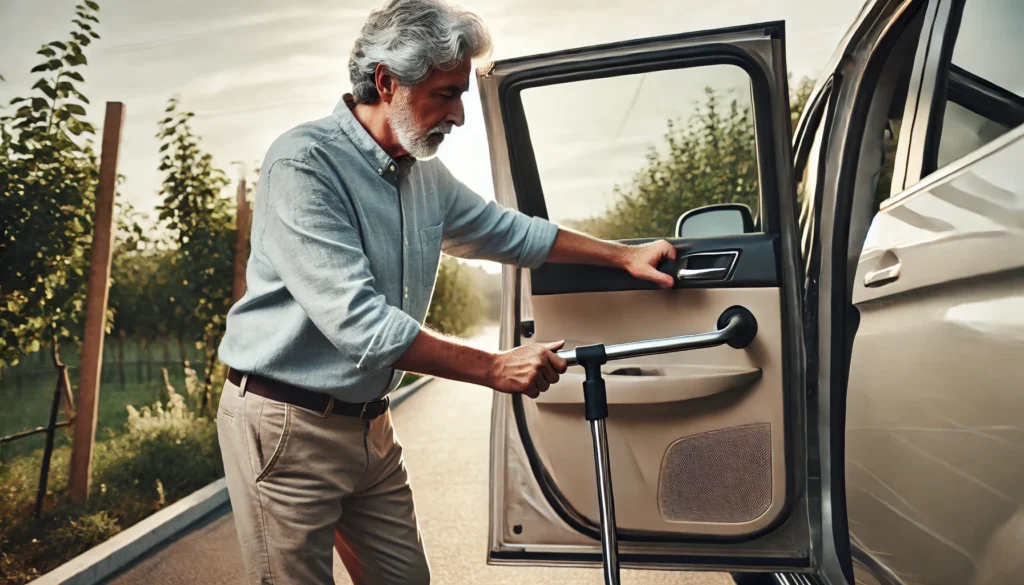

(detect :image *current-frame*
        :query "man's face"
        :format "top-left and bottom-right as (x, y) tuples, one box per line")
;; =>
(388, 56), (471, 160)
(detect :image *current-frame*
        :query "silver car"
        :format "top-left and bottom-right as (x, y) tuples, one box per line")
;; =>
(479, 0), (1023, 583)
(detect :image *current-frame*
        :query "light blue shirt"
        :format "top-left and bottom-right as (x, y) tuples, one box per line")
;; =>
(218, 95), (559, 402)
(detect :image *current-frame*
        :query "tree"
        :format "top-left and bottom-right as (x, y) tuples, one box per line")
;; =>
(0, 1), (104, 370)
(155, 97), (233, 413)
(567, 87), (759, 240)
(790, 74), (816, 133)
(426, 257), (484, 337)
(565, 75), (816, 240)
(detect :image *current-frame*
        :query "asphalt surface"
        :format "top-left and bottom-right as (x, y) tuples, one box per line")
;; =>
(103, 326), (728, 585)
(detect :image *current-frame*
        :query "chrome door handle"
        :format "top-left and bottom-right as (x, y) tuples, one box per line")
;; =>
(674, 250), (738, 282)
(677, 267), (729, 280)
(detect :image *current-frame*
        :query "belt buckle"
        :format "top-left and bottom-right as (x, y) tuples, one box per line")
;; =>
(359, 396), (388, 420)
(321, 396), (336, 418)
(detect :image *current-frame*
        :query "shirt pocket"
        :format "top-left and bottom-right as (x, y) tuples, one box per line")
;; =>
(419, 222), (444, 288)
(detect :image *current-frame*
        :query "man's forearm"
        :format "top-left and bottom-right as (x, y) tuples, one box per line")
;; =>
(544, 227), (630, 268)
(392, 328), (495, 387)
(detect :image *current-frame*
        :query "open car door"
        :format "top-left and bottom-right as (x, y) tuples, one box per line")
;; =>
(480, 23), (819, 575)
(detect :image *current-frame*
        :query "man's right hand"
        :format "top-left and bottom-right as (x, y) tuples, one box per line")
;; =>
(488, 341), (568, 399)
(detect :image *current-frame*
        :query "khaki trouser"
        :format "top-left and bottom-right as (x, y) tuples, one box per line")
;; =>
(216, 377), (430, 585)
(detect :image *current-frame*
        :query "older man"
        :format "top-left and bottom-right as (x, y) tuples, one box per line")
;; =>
(215, 0), (676, 583)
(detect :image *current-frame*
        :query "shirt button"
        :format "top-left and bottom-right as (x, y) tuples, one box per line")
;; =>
(404, 286), (409, 299)
(389, 164), (396, 172)
(377, 168), (383, 175)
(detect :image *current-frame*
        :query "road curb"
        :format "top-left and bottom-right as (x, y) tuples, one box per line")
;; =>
(29, 477), (229, 585)
(29, 376), (435, 585)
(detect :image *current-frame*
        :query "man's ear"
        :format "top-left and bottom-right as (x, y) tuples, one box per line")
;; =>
(374, 63), (397, 104)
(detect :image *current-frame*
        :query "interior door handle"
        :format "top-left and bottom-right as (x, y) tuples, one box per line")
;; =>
(864, 251), (901, 287)
(677, 266), (729, 280)
(675, 251), (738, 282)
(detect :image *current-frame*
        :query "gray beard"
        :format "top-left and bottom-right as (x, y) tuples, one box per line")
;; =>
(389, 99), (450, 160)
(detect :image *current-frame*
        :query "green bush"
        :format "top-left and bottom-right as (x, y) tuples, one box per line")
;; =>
(0, 382), (223, 585)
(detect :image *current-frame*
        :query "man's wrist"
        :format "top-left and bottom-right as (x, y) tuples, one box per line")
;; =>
(478, 350), (499, 389)
(605, 240), (633, 270)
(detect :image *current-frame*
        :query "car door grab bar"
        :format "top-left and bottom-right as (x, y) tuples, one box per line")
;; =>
(557, 305), (757, 367)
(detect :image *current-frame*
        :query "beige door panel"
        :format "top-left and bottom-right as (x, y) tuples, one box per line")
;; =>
(508, 286), (787, 538)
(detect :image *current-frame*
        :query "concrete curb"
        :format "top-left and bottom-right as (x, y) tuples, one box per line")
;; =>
(29, 376), (436, 585)
(29, 478), (229, 585)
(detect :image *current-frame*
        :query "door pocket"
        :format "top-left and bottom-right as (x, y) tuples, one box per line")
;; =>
(420, 223), (444, 288)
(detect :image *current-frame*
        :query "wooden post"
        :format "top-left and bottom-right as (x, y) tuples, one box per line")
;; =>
(69, 102), (124, 506)
(232, 178), (251, 303)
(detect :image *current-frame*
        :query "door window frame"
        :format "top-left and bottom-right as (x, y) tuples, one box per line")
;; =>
(816, 1), (938, 581)
(498, 42), (788, 237)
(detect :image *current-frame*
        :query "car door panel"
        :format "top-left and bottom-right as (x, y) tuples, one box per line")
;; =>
(482, 22), (813, 571)
(523, 286), (787, 537)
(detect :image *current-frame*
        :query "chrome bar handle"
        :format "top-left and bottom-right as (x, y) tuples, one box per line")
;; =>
(557, 306), (756, 367)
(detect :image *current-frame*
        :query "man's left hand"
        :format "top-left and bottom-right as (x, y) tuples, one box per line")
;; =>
(622, 240), (678, 289)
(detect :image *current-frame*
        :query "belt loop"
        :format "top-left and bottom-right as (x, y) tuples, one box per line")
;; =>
(321, 395), (336, 418)
(238, 373), (249, 397)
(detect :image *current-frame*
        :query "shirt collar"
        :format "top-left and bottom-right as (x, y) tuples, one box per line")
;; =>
(333, 94), (416, 183)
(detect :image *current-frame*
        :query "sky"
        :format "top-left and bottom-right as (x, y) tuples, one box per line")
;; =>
(1, 0), (865, 272)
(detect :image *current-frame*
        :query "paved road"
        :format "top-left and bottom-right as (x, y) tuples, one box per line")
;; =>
(104, 326), (729, 585)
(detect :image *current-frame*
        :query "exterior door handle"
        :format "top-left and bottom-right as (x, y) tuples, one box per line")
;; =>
(864, 252), (901, 287)
(677, 267), (729, 280)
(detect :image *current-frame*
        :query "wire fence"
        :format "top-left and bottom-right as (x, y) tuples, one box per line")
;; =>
(0, 336), (212, 514)
(0, 336), (210, 395)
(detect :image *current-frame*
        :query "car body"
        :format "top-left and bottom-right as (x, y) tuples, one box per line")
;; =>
(476, 0), (1023, 583)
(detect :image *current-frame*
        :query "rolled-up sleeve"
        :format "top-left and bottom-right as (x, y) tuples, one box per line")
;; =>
(441, 178), (559, 270)
(261, 158), (420, 373)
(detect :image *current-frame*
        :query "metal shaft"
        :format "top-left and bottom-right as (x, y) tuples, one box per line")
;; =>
(559, 313), (744, 366)
(590, 418), (620, 585)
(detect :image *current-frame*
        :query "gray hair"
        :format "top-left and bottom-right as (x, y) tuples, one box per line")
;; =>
(348, 0), (493, 104)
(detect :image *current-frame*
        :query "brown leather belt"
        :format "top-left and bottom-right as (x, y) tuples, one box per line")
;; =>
(227, 369), (389, 420)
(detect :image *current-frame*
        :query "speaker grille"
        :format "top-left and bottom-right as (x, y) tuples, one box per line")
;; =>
(658, 423), (772, 523)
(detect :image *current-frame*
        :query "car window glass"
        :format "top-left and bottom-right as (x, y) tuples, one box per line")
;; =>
(519, 65), (760, 239)
(934, 0), (1024, 169)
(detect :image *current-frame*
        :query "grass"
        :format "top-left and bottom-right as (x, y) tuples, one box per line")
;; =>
(1, 337), (207, 460)
(398, 373), (422, 388)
